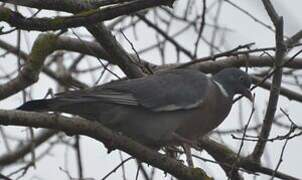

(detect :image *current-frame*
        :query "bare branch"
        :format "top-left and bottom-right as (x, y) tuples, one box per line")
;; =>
(198, 138), (299, 180)
(0, 34), (57, 100)
(251, 1), (286, 161)
(0, 0), (175, 31)
(0, 110), (211, 180)
(86, 23), (145, 78)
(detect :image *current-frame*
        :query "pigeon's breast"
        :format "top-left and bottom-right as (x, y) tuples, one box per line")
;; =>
(175, 81), (233, 140)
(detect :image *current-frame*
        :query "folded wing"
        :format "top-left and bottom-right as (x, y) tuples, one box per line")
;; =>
(55, 69), (210, 112)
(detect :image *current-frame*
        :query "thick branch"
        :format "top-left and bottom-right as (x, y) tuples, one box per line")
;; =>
(181, 55), (302, 72)
(251, 3), (286, 161)
(0, 36), (154, 77)
(1, 0), (158, 13)
(0, 0), (175, 31)
(199, 138), (299, 180)
(86, 23), (145, 78)
(261, 0), (279, 26)
(0, 34), (57, 100)
(0, 110), (210, 180)
(0, 0), (127, 13)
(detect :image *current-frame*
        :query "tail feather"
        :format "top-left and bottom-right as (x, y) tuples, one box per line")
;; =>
(17, 99), (54, 111)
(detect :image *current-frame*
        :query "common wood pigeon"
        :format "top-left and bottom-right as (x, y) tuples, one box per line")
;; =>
(17, 68), (252, 148)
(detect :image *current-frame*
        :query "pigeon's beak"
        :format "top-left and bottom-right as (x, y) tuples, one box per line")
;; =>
(242, 89), (254, 102)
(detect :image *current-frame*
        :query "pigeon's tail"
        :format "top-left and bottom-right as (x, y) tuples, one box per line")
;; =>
(17, 99), (57, 111)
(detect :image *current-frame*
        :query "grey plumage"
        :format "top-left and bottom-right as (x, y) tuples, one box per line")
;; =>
(18, 68), (252, 148)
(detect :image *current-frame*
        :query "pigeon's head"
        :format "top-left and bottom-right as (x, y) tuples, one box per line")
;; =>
(213, 68), (253, 101)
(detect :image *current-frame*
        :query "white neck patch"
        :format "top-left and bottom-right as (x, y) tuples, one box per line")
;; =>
(213, 80), (229, 98)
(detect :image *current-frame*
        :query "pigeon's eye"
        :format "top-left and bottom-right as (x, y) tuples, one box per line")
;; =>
(239, 76), (244, 81)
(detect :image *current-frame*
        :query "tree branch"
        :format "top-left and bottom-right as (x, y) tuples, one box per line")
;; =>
(0, 0), (136, 13)
(0, 110), (211, 180)
(251, 0), (286, 161)
(199, 138), (299, 180)
(0, 0), (175, 31)
(0, 34), (58, 100)
(86, 23), (145, 78)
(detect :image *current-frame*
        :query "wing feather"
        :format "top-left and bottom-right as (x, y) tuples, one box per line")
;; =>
(55, 69), (210, 112)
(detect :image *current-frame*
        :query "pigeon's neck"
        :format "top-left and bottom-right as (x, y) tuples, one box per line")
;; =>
(212, 78), (235, 100)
